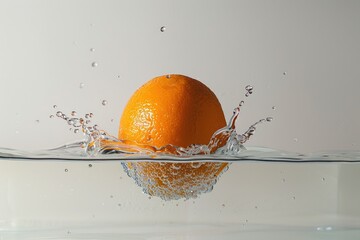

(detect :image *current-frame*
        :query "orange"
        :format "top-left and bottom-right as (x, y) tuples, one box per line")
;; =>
(118, 74), (229, 200)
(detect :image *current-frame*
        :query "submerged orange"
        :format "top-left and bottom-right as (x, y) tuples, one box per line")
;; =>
(118, 74), (228, 199)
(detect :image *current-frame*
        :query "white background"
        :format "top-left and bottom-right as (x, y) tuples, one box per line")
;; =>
(0, 0), (359, 153)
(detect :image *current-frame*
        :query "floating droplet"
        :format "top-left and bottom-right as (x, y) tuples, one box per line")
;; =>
(266, 117), (273, 122)
(91, 62), (98, 67)
(245, 85), (253, 91)
(102, 100), (108, 106)
(160, 26), (166, 32)
(80, 83), (85, 88)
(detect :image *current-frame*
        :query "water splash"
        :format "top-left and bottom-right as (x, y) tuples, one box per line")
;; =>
(49, 85), (274, 200)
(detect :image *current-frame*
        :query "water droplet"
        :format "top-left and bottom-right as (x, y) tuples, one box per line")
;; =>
(266, 117), (273, 122)
(88, 164), (92, 168)
(65, 169), (68, 172)
(71, 111), (77, 116)
(89, 113), (94, 118)
(102, 100), (108, 106)
(74, 129), (79, 133)
(272, 106), (276, 110)
(160, 26), (166, 32)
(80, 83), (85, 88)
(91, 62), (98, 67)
(245, 85), (253, 91)
(49, 115), (54, 119)
(239, 101), (244, 106)
(283, 72), (287, 76)
(90, 48), (95, 52)
(53, 105), (57, 109)
(56, 111), (62, 117)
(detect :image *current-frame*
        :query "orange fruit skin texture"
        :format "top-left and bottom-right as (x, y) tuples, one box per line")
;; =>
(119, 74), (229, 200)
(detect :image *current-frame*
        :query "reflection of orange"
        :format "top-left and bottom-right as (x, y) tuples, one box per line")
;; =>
(118, 74), (228, 199)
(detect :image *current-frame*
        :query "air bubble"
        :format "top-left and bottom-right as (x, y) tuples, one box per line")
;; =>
(266, 117), (273, 122)
(74, 129), (79, 133)
(293, 138), (298, 142)
(322, 177), (326, 181)
(283, 72), (287, 76)
(53, 105), (57, 109)
(160, 26), (166, 32)
(272, 106), (276, 110)
(91, 62), (98, 67)
(79, 83), (85, 89)
(65, 169), (68, 172)
(71, 111), (77, 116)
(89, 164), (92, 168)
(35, 120), (40, 123)
(292, 196), (296, 200)
(56, 111), (63, 117)
(49, 115), (54, 119)
(102, 100), (108, 106)
(90, 48), (95, 52)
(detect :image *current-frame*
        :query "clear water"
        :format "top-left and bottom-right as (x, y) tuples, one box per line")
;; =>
(1, 89), (360, 239)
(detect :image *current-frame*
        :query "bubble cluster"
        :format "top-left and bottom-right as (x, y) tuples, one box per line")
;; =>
(122, 161), (228, 200)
